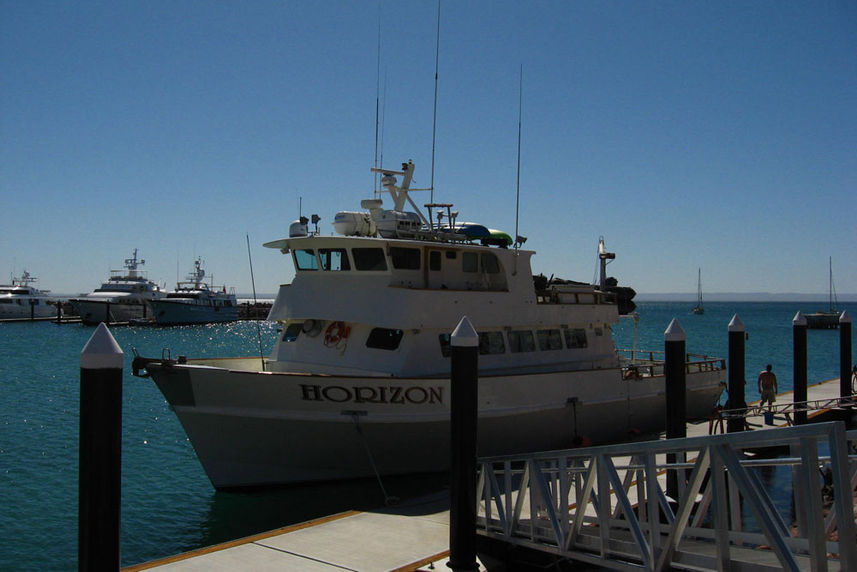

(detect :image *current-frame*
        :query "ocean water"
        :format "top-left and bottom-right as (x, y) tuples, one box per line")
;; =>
(1, 301), (855, 569)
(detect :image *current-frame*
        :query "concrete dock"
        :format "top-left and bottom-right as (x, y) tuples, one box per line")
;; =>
(123, 377), (852, 571)
(124, 492), (473, 571)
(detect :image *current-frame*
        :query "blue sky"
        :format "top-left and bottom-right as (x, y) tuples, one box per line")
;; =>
(2, 1), (855, 297)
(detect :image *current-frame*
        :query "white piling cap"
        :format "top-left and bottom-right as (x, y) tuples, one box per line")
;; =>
(728, 314), (745, 332)
(80, 323), (124, 369)
(793, 311), (807, 326)
(451, 316), (479, 347)
(664, 318), (685, 341)
(840, 310), (852, 324)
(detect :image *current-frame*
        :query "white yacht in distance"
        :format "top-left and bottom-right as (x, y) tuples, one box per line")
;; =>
(71, 250), (163, 325)
(0, 271), (55, 319)
(150, 258), (238, 325)
(133, 160), (726, 489)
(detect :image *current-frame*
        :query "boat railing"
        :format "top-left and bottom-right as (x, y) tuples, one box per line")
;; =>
(535, 288), (612, 306)
(618, 349), (725, 378)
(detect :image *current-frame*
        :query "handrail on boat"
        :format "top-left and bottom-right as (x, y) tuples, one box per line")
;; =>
(618, 348), (725, 378)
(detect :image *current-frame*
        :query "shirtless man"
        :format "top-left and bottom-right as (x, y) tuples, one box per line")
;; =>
(758, 364), (778, 411)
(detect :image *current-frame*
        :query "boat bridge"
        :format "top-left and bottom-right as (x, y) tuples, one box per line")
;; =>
(476, 422), (857, 571)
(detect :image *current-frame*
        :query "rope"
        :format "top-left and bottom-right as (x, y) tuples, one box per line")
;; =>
(350, 413), (399, 506)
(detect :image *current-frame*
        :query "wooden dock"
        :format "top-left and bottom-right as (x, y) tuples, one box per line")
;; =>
(122, 378), (851, 571)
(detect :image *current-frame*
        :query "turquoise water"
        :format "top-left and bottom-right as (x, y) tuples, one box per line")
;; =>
(1, 302), (855, 569)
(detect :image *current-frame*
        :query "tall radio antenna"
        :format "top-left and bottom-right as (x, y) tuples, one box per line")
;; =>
(514, 65), (523, 251)
(430, 0), (441, 203)
(373, 7), (382, 195)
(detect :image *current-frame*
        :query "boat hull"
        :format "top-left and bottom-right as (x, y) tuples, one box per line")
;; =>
(0, 301), (55, 319)
(145, 360), (724, 488)
(151, 300), (239, 324)
(73, 299), (152, 325)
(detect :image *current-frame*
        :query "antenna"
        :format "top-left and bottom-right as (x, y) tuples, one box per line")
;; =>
(246, 234), (265, 371)
(429, 0), (441, 203)
(514, 65), (523, 251)
(374, 5), (381, 194)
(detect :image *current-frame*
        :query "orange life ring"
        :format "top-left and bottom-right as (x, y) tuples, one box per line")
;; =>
(324, 321), (350, 347)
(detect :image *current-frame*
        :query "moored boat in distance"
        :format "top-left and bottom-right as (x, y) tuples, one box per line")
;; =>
(692, 267), (704, 315)
(70, 250), (163, 325)
(805, 257), (839, 329)
(133, 159), (726, 489)
(150, 258), (238, 325)
(0, 271), (55, 319)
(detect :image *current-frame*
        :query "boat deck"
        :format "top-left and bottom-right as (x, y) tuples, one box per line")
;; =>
(122, 377), (851, 571)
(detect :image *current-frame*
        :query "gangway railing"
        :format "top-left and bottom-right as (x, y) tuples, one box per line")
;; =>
(709, 397), (857, 429)
(476, 422), (856, 571)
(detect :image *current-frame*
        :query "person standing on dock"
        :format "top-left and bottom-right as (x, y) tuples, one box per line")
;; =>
(758, 364), (778, 411)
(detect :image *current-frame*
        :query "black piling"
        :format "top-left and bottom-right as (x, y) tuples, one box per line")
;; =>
(793, 312), (808, 425)
(840, 311), (852, 400)
(448, 316), (480, 572)
(78, 323), (123, 570)
(727, 314), (746, 433)
(664, 318), (686, 500)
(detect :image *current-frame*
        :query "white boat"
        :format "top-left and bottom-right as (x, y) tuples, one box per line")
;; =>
(805, 257), (839, 329)
(0, 271), (55, 319)
(150, 259), (238, 325)
(692, 268), (704, 315)
(133, 160), (726, 489)
(71, 250), (163, 325)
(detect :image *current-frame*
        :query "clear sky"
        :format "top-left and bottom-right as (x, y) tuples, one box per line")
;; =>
(2, 1), (855, 297)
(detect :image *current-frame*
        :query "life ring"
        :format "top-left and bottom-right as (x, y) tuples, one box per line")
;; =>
(324, 321), (350, 347)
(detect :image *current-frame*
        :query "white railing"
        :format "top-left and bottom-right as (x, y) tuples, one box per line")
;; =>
(477, 422), (857, 571)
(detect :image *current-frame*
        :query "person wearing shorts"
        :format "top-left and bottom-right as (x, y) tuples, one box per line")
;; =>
(758, 364), (778, 411)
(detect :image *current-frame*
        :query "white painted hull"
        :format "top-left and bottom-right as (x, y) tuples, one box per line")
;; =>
(147, 361), (724, 488)
(151, 300), (239, 324)
(73, 298), (153, 325)
(0, 301), (55, 319)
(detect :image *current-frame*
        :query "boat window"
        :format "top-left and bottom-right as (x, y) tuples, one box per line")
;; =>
(438, 333), (451, 357)
(352, 248), (388, 271)
(462, 253), (478, 273)
(429, 251), (441, 271)
(319, 248), (351, 271)
(478, 331), (506, 355)
(282, 322), (303, 342)
(563, 327), (588, 349)
(507, 330), (536, 353)
(366, 328), (403, 350)
(461, 252), (479, 272)
(537, 329), (563, 351)
(481, 253), (501, 274)
(294, 249), (319, 271)
(390, 247), (421, 270)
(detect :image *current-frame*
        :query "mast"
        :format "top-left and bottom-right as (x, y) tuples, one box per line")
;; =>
(514, 65), (522, 251)
(697, 268), (703, 307)
(429, 0), (440, 203)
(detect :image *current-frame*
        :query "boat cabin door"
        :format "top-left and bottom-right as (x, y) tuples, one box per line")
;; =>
(426, 248), (459, 290)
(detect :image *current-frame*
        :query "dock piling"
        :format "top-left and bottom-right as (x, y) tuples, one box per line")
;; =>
(79, 323), (124, 570)
(448, 316), (480, 572)
(793, 312), (808, 425)
(840, 310), (852, 400)
(727, 315), (746, 433)
(664, 318), (686, 500)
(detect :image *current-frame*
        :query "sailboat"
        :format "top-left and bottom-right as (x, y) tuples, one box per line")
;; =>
(692, 268), (704, 315)
(805, 257), (839, 329)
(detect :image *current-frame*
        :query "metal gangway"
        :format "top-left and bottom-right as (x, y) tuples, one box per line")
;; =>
(476, 422), (857, 571)
(711, 396), (857, 428)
